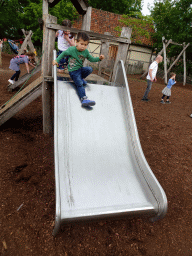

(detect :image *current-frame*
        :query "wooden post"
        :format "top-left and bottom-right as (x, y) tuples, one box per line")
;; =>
(162, 36), (168, 84)
(125, 45), (131, 74)
(0, 40), (2, 67)
(42, 0), (57, 134)
(98, 32), (111, 76)
(183, 42), (186, 86)
(166, 43), (190, 75)
(81, 7), (92, 67)
(81, 6), (92, 31)
(18, 30), (33, 55)
(140, 39), (172, 79)
(111, 27), (132, 82)
(21, 29), (35, 53)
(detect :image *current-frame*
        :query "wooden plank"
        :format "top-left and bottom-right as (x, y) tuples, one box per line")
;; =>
(70, 0), (88, 14)
(111, 27), (132, 82)
(141, 39), (172, 79)
(158, 39), (172, 55)
(82, 6), (91, 30)
(162, 36), (168, 84)
(0, 44), (2, 67)
(8, 64), (41, 91)
(21, 29), (35, 53)
(166, 43), (190, 75)
(98, 32), (111, 76)
(81, 7), (92, 67)
(46, 24), (131, 44)
(48, 0), (61, 8)
(169, 41), (183, 46)
(49, 0), (88, 14)
(183, 42), (186, 86)
(0, 76), (43, 126)
(18, 30), (33, 55)
(42, 14), (57, 134)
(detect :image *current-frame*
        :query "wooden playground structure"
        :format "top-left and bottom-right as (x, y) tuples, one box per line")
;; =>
(0, 0), (132, 134)
(0, 0), (190, 133)
(141, 36), (190, 85)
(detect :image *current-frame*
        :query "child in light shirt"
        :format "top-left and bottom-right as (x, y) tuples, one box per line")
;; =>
(160, 72), (176, 104)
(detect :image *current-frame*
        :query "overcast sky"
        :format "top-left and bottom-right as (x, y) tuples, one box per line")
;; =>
(142, 0), (155, 16)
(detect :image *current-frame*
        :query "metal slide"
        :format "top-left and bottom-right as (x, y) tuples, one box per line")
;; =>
(53, 51), (167, 236)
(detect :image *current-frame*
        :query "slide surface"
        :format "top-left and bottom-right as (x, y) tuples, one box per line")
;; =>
(53, 53), (167, 235)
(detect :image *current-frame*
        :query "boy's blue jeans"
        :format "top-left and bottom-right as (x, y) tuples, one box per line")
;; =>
(57, 50), (69, 70)
(69, 67), (93, 100)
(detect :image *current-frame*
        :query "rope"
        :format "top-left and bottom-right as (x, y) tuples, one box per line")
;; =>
(0, 51), (44, 110)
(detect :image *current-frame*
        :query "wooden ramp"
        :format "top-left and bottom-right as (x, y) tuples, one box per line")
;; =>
(8, 64), (41, 91)
(0, 76), (43, 126)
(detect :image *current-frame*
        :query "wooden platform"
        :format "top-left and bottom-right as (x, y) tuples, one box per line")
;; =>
(8, 64), (41, 91)
(0, 76), (43, 126)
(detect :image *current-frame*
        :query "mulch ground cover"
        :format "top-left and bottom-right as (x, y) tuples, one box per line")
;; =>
(0, 52), (192, 256)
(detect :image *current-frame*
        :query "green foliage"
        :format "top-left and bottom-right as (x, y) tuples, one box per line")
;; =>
(116, 13), (154, 45)
(88, 0), (143, 15)
(150, 0), (192, 74)
(0, 0), (77, 45)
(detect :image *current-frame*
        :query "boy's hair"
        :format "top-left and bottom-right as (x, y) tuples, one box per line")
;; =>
(77, 32), (90, 42)
(62, 19), (72, 28)
(170, 72), (176, 77)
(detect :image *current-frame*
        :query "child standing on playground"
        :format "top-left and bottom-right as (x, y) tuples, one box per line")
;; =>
(53, 31), (105, 107)
(55, 19), (75, 73)
(160, 72), (176, 104)
(8, 52), (36, 84)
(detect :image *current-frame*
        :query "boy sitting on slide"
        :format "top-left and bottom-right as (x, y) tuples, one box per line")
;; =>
(53, 32), (105, 107)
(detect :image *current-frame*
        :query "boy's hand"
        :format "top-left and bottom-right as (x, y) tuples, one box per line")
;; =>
(99, 55), (105, 60)
(52, 60), (58, 66)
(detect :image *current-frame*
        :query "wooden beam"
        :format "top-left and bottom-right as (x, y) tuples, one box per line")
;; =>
(81, 6), (92, 67)
(43, 0), (49, 14)
(49, 0), (88, 14)
(111, 27), (132, 82)
(166, 43), (190, 75)
(46, 24), (131, 44)
(42, 14), (57, 134)
(81, 6), (91, 31)
(70, 0), (88, 15)
(140, 39), (172, 79)
(48, 0), (61, 8)
(0, 77), (43, 126)
(98, 32), (111, 76)
(8, 65), (41, 91)
(162, 36), (168, 84)
(18, 30), (33, 55)
(158, 39), (172, 55)
(0, 40), (2, 67)
(183, 42), (186, 86)
(169, 41), (183, 46)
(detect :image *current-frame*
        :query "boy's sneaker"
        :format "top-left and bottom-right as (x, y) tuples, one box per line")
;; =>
(160, 99), (165, 104)
(8, 79), (15, 84)
(141, 98), (149, 102)
(166, 101), (171, 104)
(81, 99), (96, 107)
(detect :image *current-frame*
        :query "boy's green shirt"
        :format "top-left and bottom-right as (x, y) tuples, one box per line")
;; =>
(56, 46), (101, 72)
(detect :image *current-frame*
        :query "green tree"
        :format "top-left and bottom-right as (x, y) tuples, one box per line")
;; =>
(115, 13), (154, 45)
(0, 0), (26, 39)
(0, 0), (78, 44)
(88, 0), (143, 15)
(150, 0), (192, 74)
